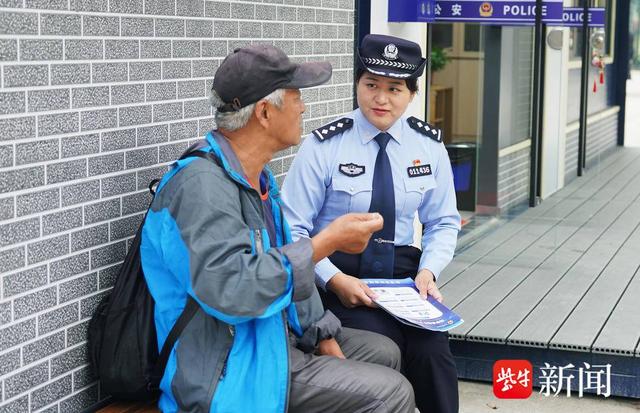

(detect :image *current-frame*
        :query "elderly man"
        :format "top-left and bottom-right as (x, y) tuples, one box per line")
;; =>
(140, 45), (415, 413)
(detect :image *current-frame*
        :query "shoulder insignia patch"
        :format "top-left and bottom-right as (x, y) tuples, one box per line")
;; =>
(312, 118), (353, 142)
(407, 116), (442, 143)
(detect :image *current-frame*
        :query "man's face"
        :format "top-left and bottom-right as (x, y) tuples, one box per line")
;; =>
(269, 89), (306, 149)
(356, 73), (414, 131)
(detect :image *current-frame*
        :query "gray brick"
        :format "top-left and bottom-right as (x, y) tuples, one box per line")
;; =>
(138, 124), (168, 146)
(28, 88), (70, 113)
(169, 120), (198, 141)
(38, 302), (79, 335)
(263, 22), (283, 38)
(0, 39), (18, 61)
(3, 265), (47, 298)
(71, 224), (107, 252)
(278, 5), (297, 21)
(273, 39), (295, 55)
(88, 152), (124, 176)
(23, 331), (65, 365)
(108, 211), (141, 238)
(46, 158), (86, 184)
(187, 19), (213, 37)
(61, 180), (99, 207)
(0, 145), (12, 168)
(0, 0), (21, 7)
(15, 139), (59, 166)
(84, 198), (120, 225)
(121, 16), (154, 37)
(111, 83), (145, 106)
(0, 301), (11, 325)
(284, 23), (303, 38)
(153, 101), (182, 122)
(205, 1), (230, 18)
(43, 206), (82, 235)
(4, 362), (48, 399)
(60, 272), (97, 303)
(101, 128), (136, 152)
(16, 188), (59, 216)
(4, 64), (48, 88)
(297, 7), (315, 22)
(177, 0), (204, 16)
(106, 39), (140, 60)
(20, 38), (63, 61)
(72, 365), (96, 390)
(163, 60), (191, 80)
(159, 141), (188, 163)
(52, 345), (87, 377)
(0, 246), (25, 273)
(130, 61), (161, 81)
(156, 18), (184, 37)
(50, 251), (89, 281)
(200, 39), (225, 57)
(67, 320), (89, 345)
(123, 190), (152, 214)
(126, 147), (158, 169)
(172, 39), (200, 58)
(136, 165), (166, 189)
(119, 104), (152, 127)
(0, 11), (38, 35)
(65, 39), (103, 60)
(231, 2), (255, 18)
(192, 58), (218, 78)
(41, 13), (81, 36)
(91, 241), (126, 269)
(38, 112), (79, 137)
(313, 40), (330, 54)
(31, 374), (72, 410)
(141, 39), (172, 59)
(101, 172), (136, 197)
(62, 133), (99, 158)
(184, 98), (210, 119)
(0, 166), (45, 194)
(238, 21), (262, 38)
(0, 349), (20, 376)
(98, 264), (119, 290)
(83, 15), (119, 37)
(0, 116), (35, 141)
(146, 81), (176, 102)
(145, 0), (175, 15)
(72, 86), (109, 109)
(0, 217), (39, 248)
(198, 117), (214, 135)
(14, 286), (57, 319)
(0, 397), (28, 413)
(0, 91), (24, 115)
(27, 234), (68, 264)
(80, 108), (118, 131)
(214, 20), (238, 38)
(61, 385), (98, 412)
(0, 197), (14, 221)
(92, 62), (127, 83)
(111, 0), (143, 13)
(295, 40), (313, 55)
(52, 63), (90, 85)
(70, 0), (107, 12)
(25, 0), (67, 9)
(176, 80), (204, 100)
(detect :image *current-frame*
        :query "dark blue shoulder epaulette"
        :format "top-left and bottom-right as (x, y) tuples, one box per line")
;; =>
(312, 118), (353, 142)
(407, 116), (442, 143)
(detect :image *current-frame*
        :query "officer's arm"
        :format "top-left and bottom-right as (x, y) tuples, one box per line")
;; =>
(417, 143), (462, 280)
(281, 136), (342, 289)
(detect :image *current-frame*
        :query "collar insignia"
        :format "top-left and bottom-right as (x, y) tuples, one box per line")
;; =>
(312, 118), (353, 142)
(407, 117), (442, 143)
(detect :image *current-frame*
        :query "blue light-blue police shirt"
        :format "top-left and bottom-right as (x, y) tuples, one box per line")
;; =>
(281, 108), (461, 289)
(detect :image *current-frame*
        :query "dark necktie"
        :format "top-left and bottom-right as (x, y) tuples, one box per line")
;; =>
(359, 132), (395, 278)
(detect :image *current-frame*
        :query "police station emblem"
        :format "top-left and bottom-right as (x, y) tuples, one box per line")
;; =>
(382, 44), (398, 60)
(407, 164), (432, 178)
(339, 163), (366, 177)
(479, 2), (494, 17)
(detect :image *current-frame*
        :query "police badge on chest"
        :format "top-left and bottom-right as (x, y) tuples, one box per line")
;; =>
(339, 163), (366, 177)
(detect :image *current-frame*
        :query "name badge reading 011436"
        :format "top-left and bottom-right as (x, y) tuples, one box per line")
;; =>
(407, 164), (431, 177)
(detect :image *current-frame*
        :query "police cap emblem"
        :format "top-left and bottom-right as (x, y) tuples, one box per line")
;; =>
(382, 44), (398, 60)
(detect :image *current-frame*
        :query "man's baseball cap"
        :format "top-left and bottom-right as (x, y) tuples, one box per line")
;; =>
(212, 44), (332, 112)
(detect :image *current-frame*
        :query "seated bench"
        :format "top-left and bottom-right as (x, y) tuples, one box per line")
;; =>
(96, 400), (159, 413)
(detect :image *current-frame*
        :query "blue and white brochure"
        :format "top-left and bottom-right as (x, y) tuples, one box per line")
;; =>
(362, 278), (464, 332)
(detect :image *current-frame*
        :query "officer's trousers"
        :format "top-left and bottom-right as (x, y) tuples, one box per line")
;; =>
(321, 246), (460, 413)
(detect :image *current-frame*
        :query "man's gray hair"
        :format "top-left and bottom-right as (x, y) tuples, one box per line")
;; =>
(210, 88), (285, 131)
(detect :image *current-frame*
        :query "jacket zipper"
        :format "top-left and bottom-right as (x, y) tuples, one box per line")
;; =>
(254, 229), (263, 254)
(219, 325), (235, 380)
(283, 312), (291, 413)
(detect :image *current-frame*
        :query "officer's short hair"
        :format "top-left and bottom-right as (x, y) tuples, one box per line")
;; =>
(210, 88), (285, 131)
(355, 69), (419, 93)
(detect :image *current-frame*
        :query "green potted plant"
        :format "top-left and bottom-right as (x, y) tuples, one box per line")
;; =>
(430, 46), (449, 74)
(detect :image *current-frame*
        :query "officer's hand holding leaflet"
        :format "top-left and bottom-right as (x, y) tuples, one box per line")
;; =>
(415, 268), (443, 302)
(327, 272), (379, 308)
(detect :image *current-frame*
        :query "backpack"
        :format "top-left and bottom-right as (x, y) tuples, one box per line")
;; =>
(88, 147), (219, 401)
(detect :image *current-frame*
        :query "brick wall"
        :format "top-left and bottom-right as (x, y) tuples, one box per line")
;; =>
(0, 1), (355, 411)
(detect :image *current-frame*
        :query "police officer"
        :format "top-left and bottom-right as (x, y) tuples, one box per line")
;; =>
(281, 34), (461, 413)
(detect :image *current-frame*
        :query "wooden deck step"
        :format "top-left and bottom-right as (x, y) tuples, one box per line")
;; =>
(95, 400), (159, 413)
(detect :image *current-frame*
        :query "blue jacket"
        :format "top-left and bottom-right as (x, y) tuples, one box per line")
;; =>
(140, 132), (339, 412)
